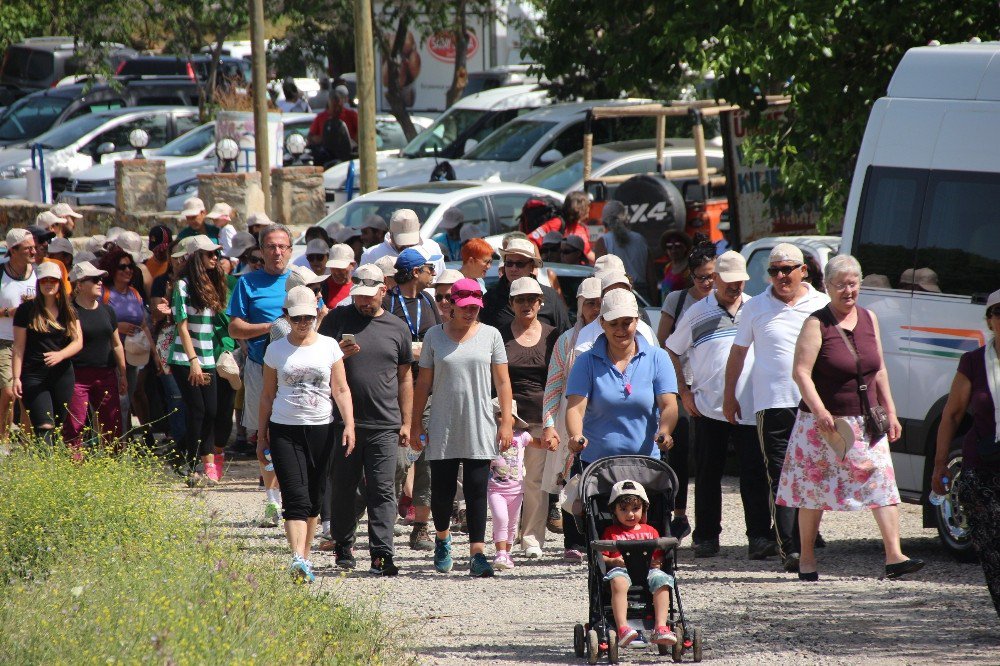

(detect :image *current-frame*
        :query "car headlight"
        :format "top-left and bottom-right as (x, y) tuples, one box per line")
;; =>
(167, 178), (199, 197)
(0, 165), (27, 179)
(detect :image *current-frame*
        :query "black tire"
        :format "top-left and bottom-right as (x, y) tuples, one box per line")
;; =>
(587, 629), (600, 665)
(935, 448), (977, 562)
(574, 623), (585, 658)
(671, 623), (684, 661)
(691, 627), (703, 662)
(607, 628), (619, 664)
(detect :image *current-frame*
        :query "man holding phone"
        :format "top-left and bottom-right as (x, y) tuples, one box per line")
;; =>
(318, 264), (414, 575)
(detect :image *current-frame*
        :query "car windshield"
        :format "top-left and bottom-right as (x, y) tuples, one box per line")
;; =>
(30, 112), (113, 149)
(463, 119), (557, 162)
(0, 95), (72, 141)
(157, 124), (215, 157)
(524, 152), (608, 193)
(401, 108), (485, 158)
(305, 200), (438, 243)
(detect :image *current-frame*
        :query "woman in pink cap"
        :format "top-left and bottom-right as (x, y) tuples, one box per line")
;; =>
(411, 278), (514, 578)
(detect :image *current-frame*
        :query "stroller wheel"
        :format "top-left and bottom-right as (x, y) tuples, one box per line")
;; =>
(586, 629), (600, 665)
(607, 627), (619, 664)
(574, 623), (585, 658)
(691, 627), (703, 662)
(670, 623), (685, 661)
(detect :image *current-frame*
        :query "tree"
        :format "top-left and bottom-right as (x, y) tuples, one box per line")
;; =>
(273, 0), (356, 80)
(373, 0), (424, 141)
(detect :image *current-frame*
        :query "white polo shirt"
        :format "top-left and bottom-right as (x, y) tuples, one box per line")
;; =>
(665, 291), (755, 425)
(574, 317), (657, 353)
(358, 235), (447, 279)
(732, 284), (830, 411)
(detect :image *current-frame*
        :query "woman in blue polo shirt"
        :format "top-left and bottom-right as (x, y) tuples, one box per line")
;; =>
(565, 290), (679, 465)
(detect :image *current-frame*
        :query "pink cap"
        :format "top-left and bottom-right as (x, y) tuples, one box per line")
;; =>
(450, 278), (484, 308)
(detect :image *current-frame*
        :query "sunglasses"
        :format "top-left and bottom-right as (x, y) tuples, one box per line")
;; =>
(434, 293), (451, 303)
(79, 276), (100, 285)
(504, 259), (532, 269)
(766, 264), (802, 277)
(117, 263), (134, 271)
(289, 315), (316, 324)
(245, 255), (264, 265)
(351, 276), (383, 287)
(512, 295), (541, 304)
(450, 289), (483, 301)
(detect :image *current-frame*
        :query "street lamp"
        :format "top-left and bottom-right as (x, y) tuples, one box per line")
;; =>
(285, 132), (307, 166)
(129, 129), (149, 159)
(216, 138), (239, 173)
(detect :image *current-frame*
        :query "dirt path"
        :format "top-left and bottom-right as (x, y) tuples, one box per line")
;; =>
(200, 459), (999, 664)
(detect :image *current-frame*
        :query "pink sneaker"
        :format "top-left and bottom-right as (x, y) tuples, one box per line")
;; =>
(214, 453), (225, 480)
(204, 462), (220, 483)
(493, 551), (514, 571)
(617, 625), (638, 647)
(651, 626), (677, 646)
(403, 505), (416, 525)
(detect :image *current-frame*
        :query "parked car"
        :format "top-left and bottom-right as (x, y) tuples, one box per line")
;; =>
(739, 235), (840, 297)
(0, 79), (200, 147)
(294, 180), (564, 260)
(0, 37), (137, 106)
(459, 64), (547, 99)
(524, 138), (726, 197)
(0, 106), (201, 200)
(323, 85), (551, 207)
(372, 99), (656, 190)
(117, 55), (251, 86)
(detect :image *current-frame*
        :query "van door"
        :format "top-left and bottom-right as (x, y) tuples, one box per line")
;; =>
(854, 165), (925, 494)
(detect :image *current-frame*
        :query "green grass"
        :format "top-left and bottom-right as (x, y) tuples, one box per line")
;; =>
(0, 444), (409, 665)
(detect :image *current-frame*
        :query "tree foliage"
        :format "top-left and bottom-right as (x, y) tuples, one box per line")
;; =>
(525, 0), (1000, 227)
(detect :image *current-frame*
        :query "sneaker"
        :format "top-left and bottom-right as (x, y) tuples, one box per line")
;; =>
(783, 552), (801, 573)
(546, 505), (564, 534)
(693, 539), (720, 558)
(334, 545), (356, 569)
(290, 555), (315, 583)
(204, 462), (220, 484)
(748, 537), (779, 560)
(650, 626), (678, 646)
(670, 515), (692, 540)
(617, 625), (639, 648)
(434, 535), (453, 573)
(403, 505), (416, 526)
(409, 522), (434, 551)
(493, 551), (514, 570)
(523, 545), (543, 559)
(369, 554), (399, 576)
(397, 493), (413, 519)
(260, 501), (281, 527)
(214, 453), (225, 479)
(563, 548), (584, 564)
(469, 552), (495, 577)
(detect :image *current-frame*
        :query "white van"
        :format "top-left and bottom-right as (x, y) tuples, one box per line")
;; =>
(840, 42), (1000, 558)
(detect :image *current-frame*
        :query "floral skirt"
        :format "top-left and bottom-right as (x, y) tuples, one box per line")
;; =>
(775, 411), (900, 510)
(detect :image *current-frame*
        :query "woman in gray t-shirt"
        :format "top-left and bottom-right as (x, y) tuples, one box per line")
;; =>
(411, 278), (514, 578)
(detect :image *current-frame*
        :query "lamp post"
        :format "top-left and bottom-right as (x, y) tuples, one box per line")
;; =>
(285, 133), (307, 166)
(216, 138), (239, 173)
(129, 129), (149, 160)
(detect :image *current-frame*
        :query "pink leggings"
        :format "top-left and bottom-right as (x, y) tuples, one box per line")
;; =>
(488, 485), (524, 545)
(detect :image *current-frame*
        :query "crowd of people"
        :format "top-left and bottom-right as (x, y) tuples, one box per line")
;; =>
(4, 192), (998, 621)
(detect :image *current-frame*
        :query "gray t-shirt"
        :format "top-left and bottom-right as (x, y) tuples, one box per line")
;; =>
(419, 323), (508, 460)
(660, 288), (701, 386)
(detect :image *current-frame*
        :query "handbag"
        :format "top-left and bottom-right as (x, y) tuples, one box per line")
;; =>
(832, 313), (889, 441)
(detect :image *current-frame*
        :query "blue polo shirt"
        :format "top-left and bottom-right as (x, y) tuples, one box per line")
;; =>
(565, 334), (677, 464)
(226, 268), (290, 364)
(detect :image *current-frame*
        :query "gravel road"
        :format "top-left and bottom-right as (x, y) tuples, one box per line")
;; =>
(199, 459), (999, 665)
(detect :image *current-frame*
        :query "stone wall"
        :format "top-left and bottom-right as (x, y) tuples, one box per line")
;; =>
(115, 160), (166, 214)
(271, 166), (325, 227)
(198, 172), (265, 225)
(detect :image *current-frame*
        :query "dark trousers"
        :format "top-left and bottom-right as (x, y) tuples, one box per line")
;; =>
(22, 365), (75, 433)
(563, 455), (587, 551)
(692, 416), (773, 542)
(214, 377), (236, 450)
(158, 371), (186, 444)
(171, 364), (217, 463)
(430, 458), (490, 544)
(269, 421), (331, 521)
(330, 427), (399, 558)
(669, 415), (691, 510)
(957, 468), (1000, 619)
(756, 408), (799, 558)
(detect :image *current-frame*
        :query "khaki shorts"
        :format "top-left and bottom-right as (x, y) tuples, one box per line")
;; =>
(0, 340), (13, 389)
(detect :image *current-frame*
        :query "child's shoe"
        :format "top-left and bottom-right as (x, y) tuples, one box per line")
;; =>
(650, 626), (677, 646)
(617, 625), (638, 647)
(493, 551), (514, 570)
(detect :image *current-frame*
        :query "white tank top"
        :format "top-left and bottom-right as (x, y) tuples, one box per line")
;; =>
(0, 264), (37, 341)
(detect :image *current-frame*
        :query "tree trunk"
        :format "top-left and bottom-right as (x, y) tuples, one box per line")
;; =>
(382, 13), (418, 141)
(445, 0), (469, 108)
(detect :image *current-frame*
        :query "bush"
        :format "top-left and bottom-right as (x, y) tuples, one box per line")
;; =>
(0, 445), (410, 665)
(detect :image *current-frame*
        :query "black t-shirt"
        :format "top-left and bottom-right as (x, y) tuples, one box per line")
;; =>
(501, 322), (559, 424)
(318, 304), (413, 429)
(150, 273), (171, 299)
(481, 277), (571, 335)
(382, 288), (441, 341)
(72, 302), (118, 368)
(13, 302), (73, 378)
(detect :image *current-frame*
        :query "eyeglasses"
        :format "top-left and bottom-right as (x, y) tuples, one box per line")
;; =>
(450, 289), (482, 301)
(420, 265), (436, 274)
(117, 263), (134, 271)
(664, 242), (685, 249)
(201, 250), (219, 258)
(434, 293), (451, 303)
(351, 276), (383, 287)
(692, 272), (714, 283)
(263, 244), (290, 252)
(512, 295), (541, 304)
(307, 254), (327, 262)
(289, 315), (316, 324)
(832, 281), (859, 292)
(504, 259), (532, 269)
(766, 264), (802, 277)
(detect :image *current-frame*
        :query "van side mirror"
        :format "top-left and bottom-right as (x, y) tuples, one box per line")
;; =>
(463, 138), (479, 154)
(96, 142), (116, 156)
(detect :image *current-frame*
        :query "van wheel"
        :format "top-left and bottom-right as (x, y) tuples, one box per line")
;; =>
(935, 449), (977, 562)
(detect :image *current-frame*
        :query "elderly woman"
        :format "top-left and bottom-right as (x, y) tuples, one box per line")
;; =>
(933, 288), (1000, 618)
(541, 276), (602, 562)
(565, 289), (678, 469)
(776, 254), (922, 581)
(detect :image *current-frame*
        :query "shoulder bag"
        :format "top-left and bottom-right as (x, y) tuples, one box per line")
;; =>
(832, 313), (889, 441)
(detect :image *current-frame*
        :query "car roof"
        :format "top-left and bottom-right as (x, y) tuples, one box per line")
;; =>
(346, 180), (562, 203)
(450, 84), (550, 111)
(80, 106), (195, 121)
(514, 98), (655, 122)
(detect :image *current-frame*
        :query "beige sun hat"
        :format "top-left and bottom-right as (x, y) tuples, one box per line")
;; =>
(326, 244), (356, 270)
(285, 265), (328, 291)
(509, 276), (543, 298)
(68, 261), (107, 282)
(47, 237), (74, 257)
(715, 250), (750, 283)
(205, 202), (233, 221)
(436, 268), (464, 286)
(600, 289), (639, 321)
(284, 285), (319, 318)
(35, 210), (66, 230)
(34, 261), (63, 281)
(51, 202), (82, 219)
(180, 196), (206, 219)
(577, 276), (602, 299)
(389, 209), (420, 246)
(593, 254), (625, 274)
(769, 242), (804, 264)
(500, 238), (540, 266)
(350, 263), (385, 297)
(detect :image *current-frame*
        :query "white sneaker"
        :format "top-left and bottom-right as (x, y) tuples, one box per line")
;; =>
(523, 545), (543, 559)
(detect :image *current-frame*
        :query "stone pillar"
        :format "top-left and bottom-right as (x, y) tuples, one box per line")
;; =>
(270, 166), (325, 227)
(115, 160), (166, 218)
(198, 172), (265, 225)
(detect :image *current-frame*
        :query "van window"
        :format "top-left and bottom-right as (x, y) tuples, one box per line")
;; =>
(1, 47), (54, 82)
(853, 166), (925, 289)
(915, 170), (1000, 299)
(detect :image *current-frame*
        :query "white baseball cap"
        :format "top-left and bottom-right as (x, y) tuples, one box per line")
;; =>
(437, 268), (464, 286)
(769, 243), (804, 264)
(389, 209), (420, 246)
(509, 276), (543, 298)
(182, 234), (221, 255)
(68, 261), (107, 282)
(48, 237), (74, 257)
(326, 244), (356, 270)
(350, 263), (385, 297)
(600, 289), (639, 321)
(5, 228), (32, 248)
(986, 288), (1000, 312)
(439, 208), (465, 230)
(286, 265), (328, 291)
(599, 269), (631, 293)
(284, 285), (319, 318)
(51, 202), (82, 218)
(227, 231), (257, 259)
(305, 238), (331, 257)
(373, 255), (398, 278)
(205, 202), (233, 221)
(180, 196), (206, 218)
(246, 211), (271, 228)
(715, 250), (750, 283)
(593, 254), (625, 274)
(114, 231), (149, 262)
(34, 261), (63, 281)
(609, 479), (649, 505)
(35, 210), (66, 230)
(577, 276), (602, 300)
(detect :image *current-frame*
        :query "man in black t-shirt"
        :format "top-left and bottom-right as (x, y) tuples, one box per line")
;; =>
(318, 264), (412, 575)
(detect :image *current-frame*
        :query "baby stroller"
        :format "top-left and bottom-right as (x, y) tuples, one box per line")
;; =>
(572, 455), (703, 663)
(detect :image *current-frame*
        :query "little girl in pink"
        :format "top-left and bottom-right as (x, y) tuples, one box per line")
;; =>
(488, 399), (546, 570)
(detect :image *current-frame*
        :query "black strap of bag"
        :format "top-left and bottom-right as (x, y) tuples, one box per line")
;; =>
(669, 289), (688, 336)
(830, 308), (888, 440)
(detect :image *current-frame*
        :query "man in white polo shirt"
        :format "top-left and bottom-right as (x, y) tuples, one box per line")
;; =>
(723, 243), (829, 573)
(359, 208), (446, 278)
(666, 251), (773, 560)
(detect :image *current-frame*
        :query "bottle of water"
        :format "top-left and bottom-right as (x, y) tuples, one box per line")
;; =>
(263, 448), (274, 472)
(407, 435), (425, 463)
(928, 476), (949, 506)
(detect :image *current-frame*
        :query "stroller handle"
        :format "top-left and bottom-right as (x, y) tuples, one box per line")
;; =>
(590, 537), (679, 552)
